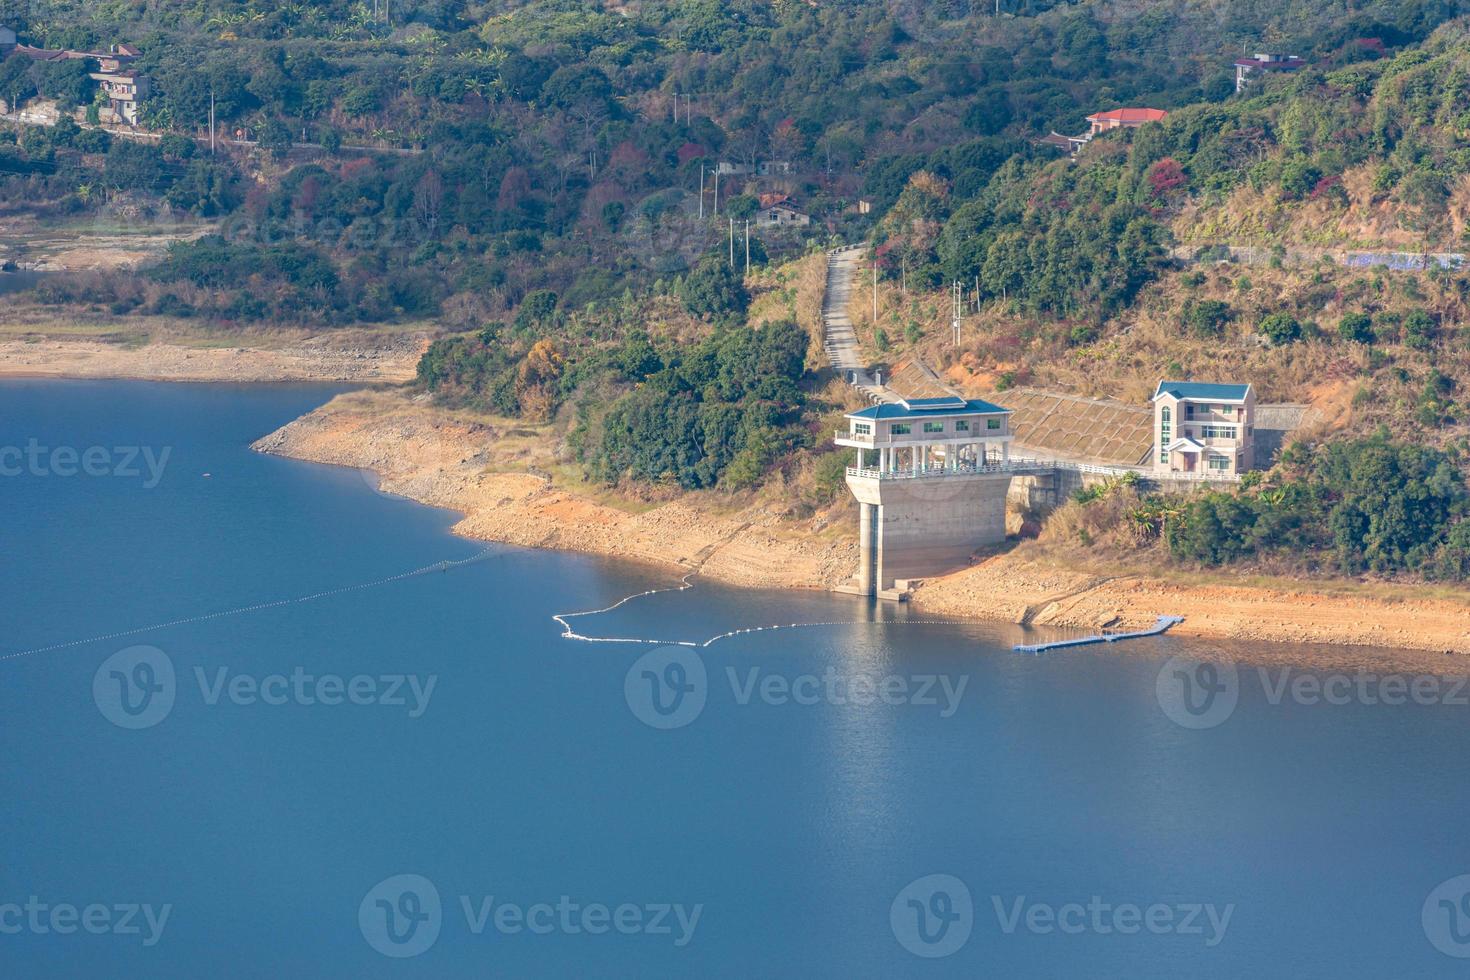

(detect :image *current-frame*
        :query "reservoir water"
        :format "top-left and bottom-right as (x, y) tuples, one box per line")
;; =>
(3, 379), (1469, 977)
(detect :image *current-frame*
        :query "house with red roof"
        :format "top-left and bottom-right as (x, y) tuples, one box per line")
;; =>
(1086, 108), (1168, 136)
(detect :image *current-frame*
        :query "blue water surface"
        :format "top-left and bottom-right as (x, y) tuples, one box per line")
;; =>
(1, 379), (1468, 978)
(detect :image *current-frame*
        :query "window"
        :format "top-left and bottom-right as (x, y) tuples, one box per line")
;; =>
(1161, 407), (1171, 422)
(986, 418), (1001, 430)
(890, 423), (911, 435)
(853, 422), (871, 435)
(1200, 424), (1237, 440)
(1184, 403), (1195, 419)
(954, 420), (970, 432)
(1160, 450), (1170, 464)
(923, 421), (945, 433)
(1221, 404), (1234, 416)
(1208, 455), (1231, 470)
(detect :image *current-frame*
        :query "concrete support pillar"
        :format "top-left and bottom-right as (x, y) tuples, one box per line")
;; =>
(911, 447), (920, 475)
(1002, 441), (1009, 463)
(857, 502), (875, 596)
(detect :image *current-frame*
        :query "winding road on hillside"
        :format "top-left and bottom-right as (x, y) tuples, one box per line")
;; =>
(822, 245), (897, 404)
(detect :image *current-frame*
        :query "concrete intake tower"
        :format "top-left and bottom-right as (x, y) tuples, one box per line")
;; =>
(834, 395), (1017, 600)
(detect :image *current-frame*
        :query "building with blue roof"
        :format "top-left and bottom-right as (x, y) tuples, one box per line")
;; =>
(1152, 379), (1255, 477)
(833, 395), (1017, 599)
(836, 396), (1013, 475)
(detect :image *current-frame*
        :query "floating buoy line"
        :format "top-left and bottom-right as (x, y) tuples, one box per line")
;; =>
(551, 572), (968, 649)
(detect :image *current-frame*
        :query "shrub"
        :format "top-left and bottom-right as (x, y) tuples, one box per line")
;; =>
(1182, 299), (1232, 338)
(1258, 312), (1302, 345)
(1337, 312), (1374, 344)
(1403, 309), (1437, 350)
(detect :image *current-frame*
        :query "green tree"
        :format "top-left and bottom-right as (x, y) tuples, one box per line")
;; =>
(678, 254), (748, 322)
(1258, 312), (1302, 345)
(1337, 312), (1374, 344)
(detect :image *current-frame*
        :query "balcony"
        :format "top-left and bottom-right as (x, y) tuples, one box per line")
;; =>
(846, 462), (1026, 480)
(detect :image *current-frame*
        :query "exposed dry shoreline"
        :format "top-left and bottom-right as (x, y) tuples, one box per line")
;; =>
(250, 389), (859, 591)
(251, 389), (1470, 672)
(0, 331), (426, 383)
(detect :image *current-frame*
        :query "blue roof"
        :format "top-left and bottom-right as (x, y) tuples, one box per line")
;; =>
(847, 398), (1009, 421)
(1153, 381), (1250, 402)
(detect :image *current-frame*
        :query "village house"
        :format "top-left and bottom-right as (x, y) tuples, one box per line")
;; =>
(1234, 53), (1306, 92)
(1042, 108), (1169, 157)
(1086, 107), (1168, 135)
(1152, 381), (1255, 478)
(7, 41), (149, 126)
(0, 25), (16, 52)
(756, 201), (810, 228)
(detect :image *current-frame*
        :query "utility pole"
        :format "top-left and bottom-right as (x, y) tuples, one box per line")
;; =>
(744, 220), (750, 275)
(728, 218), (735, 268)
(713, 169), (719, 217)
(673, 90), (679, 124)
(698, 166), (705, 220)
(951, 280), (962, 347)
(872, 262), (878, 322)
(209, 87), (216, 156)
(685, 93), (692, 123)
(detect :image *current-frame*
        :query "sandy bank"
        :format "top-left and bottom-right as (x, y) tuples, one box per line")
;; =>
(255, 389), (1470, 670)
(0, 331), (426, 383)
(911, 556), (1470, 672)
(251, 389), (858, 591)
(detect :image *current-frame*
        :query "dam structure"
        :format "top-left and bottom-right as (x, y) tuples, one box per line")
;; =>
(834, 395), (1036, 600)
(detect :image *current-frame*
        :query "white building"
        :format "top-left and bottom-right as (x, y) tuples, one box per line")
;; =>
(1152, 381), (1255, 478)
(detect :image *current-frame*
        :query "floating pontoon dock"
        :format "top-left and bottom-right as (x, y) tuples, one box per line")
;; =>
(1013, 615), (1184, 654)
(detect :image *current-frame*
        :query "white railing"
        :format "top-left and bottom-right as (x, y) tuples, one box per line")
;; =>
(846, 462), (1029, 480)
(846, 458), (1241, 483)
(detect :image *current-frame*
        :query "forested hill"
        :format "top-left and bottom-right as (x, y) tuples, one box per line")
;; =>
(3, 0), (1468, 325)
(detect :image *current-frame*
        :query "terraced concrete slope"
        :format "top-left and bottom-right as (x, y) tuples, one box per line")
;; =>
(991, 388), (1155, 466)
